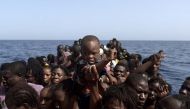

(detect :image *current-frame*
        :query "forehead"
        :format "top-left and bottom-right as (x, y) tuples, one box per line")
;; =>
(149, 82), (160, 89)
(43, 68), (51, 73)
(82, 40), (100, 51)
(134, 79), (149, 91)
(53, 68), (64, 73)
(115, 65), (126, 71)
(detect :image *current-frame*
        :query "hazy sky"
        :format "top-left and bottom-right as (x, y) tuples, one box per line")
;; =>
(0, 0), (190, 40)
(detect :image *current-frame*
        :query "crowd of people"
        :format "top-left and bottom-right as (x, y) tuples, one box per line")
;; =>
(0, 35), (190, 109)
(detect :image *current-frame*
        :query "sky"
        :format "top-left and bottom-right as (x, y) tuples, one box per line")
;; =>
(0, 0), (190, 40)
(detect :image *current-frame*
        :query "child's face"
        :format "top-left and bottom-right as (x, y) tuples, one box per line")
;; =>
(82, 40), (100, 64)
(52, 68), (65, 84)
(26, 70), (37, 84)
(43, 68), (52, 84)
(54, 89), (66, 109)
(40, 88), (53, 109)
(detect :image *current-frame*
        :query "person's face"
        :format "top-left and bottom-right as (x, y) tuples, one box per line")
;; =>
(103, 98), (126, 109)
(43, 68), (52, 84)
(114, 65), (129, 84)
(54, 89), (66, 109)
(52, 68), (65, 84)
(148, 82), (160, 101)
(151, 62), (160, 73)
(179, 80), (190, 96)
(40, 88), (53, 109)
(26, 70), (37, 84)
(3, 71), (22, 88)
(133, 79), (149, 109)
(155, 97), (183, 109)
(57, 45), (65, 56)
(82, 40), (100, 64)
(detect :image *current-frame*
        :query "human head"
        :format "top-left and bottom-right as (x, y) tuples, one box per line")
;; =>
(26, 57), (43, 84)
(81, 35), (100, 64)
(156, 94), (190, 109)
(51, 65), (68, 84)
(179, 77), (190, 96)
(124, 73), (149, 109)
(53, 79), (75, 109)
(40, 86), (54, 109)
(57, 44), (65, 57)
(113, 63), (129, 84)
(3, 61), (27, 89)
(102, 85), (135, 109)
(148, 77), (170, 101)
(5, 83), (39, 109)
(64, 45), (70, 52)
(36, 56), (49, 67)
(71, 44), (81, 56)
(47, 54), (55, 65)
(42, 66), (52, 86)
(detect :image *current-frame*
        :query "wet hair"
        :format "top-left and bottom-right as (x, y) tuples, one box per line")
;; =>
(102, 85), (136, 109)
(5, 82), (39, 108)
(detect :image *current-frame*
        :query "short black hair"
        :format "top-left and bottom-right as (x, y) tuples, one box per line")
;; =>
(5, 82), (39, 108)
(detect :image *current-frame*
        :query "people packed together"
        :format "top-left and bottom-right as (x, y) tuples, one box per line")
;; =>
(0, 35), (190, 109)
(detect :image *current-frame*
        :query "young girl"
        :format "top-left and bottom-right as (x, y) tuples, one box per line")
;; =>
(51, 65), (69, 85)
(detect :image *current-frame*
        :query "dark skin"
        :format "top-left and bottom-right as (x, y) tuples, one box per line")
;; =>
(103, 98), (126, 109)
(179, 79), (190, 96)
(125, 74), (149, 109)
(98, 64), (129, 93)
(78, 35), (115, 109)
(53, 88), (79, 109)
(155, 95), (186, 109)
(144, 82), (160, 109)
(42, 68), (52, 86)
(3, 71), (26, 90)
(133, 54), (161, 74)
(135, 79), (149, 109)
(52, 68), (66, 85)
(113, 65), (129, 85)
(80, 36), (116, 85)
(40, 87), (54, 109)
(144, 78), (170, 109)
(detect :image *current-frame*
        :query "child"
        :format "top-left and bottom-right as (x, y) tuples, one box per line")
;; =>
(42, 66), (52, 86)
(75, 35), (115, 109)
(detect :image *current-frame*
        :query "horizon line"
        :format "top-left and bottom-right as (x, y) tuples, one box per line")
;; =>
(0, 39), (190, 41)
